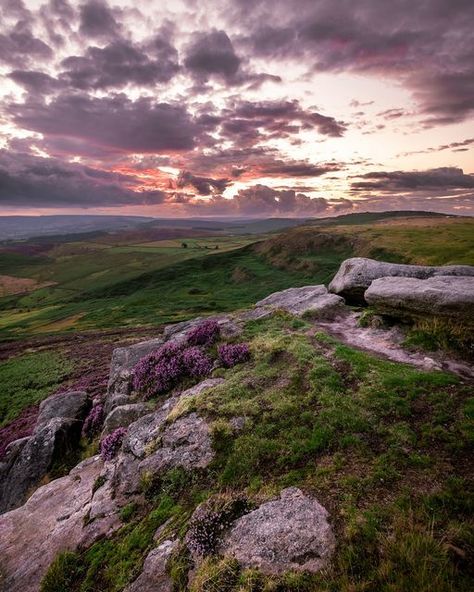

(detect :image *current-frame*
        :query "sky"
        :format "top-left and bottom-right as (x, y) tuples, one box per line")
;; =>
(0, 0), (473, 218)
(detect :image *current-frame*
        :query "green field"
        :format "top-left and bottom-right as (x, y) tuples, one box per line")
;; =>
(0, 214), (472, 338)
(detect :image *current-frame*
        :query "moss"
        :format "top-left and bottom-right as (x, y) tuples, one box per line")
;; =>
(40, 551), (83, 592)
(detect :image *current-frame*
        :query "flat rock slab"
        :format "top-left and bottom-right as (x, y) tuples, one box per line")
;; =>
(219, 487), (335, 575)
(329, 257), (474, 303)
(0, 457), (103, 592)
(365, 275), (474, 321)
(255, 285), (345, 317)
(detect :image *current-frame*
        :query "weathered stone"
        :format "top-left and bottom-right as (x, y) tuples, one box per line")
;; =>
(219, 487), (335, 575)
(102, 403), (150, 435)
(329, 257), (474, 303)
(35, 390), (89, 430)
(255, 285), (345, 317)
(163, 314), (241, 342)
(0, 418), (83, 514)
(107, 337), (164, 398)
(0, 457), (103, 592)
(124, 539), (177, 592)
(138, 413), (214, 477)
(365, 275), (474, 321)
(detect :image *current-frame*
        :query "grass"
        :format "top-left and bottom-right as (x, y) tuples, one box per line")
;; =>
(0, 350), (74, 427)
(41, 312), (474, 591)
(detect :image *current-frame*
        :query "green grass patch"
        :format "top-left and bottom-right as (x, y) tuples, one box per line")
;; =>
(0, 350), (75, 427)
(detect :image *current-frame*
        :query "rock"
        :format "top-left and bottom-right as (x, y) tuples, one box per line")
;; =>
(255, 285), (345, 317)
(107, 337), (164, 400)
(219, 487), (335, 575)
(177, 378), (224, 401)
(124, 539), (177, 592)
(138, 413), (214, 477)
(164, 315), (241, 342)
(0, 457), (106, 592)
(0, 418), (83, 514)
(329, 257), (474, 304)
(35, 390), (90, 430)
(102, 403), (150, 435)
(365, 275), (474, 321)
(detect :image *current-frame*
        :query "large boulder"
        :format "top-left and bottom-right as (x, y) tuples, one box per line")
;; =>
(365, 275), (474, 322)
(255, 285), (345, 318)
(329, 257), (474, 304)
(0, 457), (106, 592)
(219, 487), (335, 575)
(35, 390), (89, 430)
(0, 417), (83, 514)
(124, 539), (177, 592)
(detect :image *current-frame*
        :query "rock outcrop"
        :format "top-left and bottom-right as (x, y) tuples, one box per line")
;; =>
(35, 390), (90, 429)
(255, 285), (345, 317)
(365, 275), (474, 321)
(0, 457), (115, 592)
(219, 487), (334, 574)
(0, 390), (90, 514)
(329, 257), (474, 303)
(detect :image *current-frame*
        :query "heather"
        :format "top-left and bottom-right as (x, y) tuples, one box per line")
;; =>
(218, 343), (251, 368)
(186, 320), (220, 347)
(100, 428), (127, 461)
(82, 404), (104, 439)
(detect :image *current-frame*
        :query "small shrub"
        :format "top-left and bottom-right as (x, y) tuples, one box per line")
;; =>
(120, 502), (138, 522)
(182, 347), (213, 378)
(186, 496), (252, 557)
(99, 427), (126, 461)
(218, 343), (251, 368)
(82, 403), (104, 440)
(186, 319), (220, 347)
(133, 340), (213, 399)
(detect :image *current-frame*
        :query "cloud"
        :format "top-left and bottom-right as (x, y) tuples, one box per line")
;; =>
(185, 29), (240, 81)
(351, 167), (474, 191)
(0, 21), (52, 67)
(8, 93), (208, 156)
(59, 36), (179, 90)
(176, 171), (231, 195)
(79, 0), (120, 39)
(235, 0), (474, 124)
(0, 150), (165, 208)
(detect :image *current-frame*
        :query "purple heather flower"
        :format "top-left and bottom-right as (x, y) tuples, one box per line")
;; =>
(100, 427), (126, 461)
(186, 319), (220, 347)
(82, 403), (104, 439)
(183, 346), (213, 377)
(218, 343), (251, 368)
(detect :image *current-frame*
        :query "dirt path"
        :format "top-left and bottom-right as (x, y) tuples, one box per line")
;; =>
(316, 312), (474, 379)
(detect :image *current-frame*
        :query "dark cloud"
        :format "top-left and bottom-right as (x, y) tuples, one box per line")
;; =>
(0, 21), (52, 67)
(235, 0), (474, 124)
(8, 94), (208, 156)
(257, 160), (340, 177)
(176, 171), (231, 195)
(79, 0), (120, 39)
(0, 150), (165, 208)
(185, 29), (241, 81)
(59, 36), (179, 90)
(9, 70), (61, 93)
(399, 138), (474, 157)
(351, 167), (474, 191)
(222, 99), (347, 140)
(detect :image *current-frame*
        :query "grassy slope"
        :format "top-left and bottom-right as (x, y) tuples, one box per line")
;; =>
(41, 313), (474, 592)
(1, 215), (472, 338)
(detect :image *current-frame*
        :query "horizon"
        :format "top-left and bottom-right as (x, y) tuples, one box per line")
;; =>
(0, 0), (473, 218)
